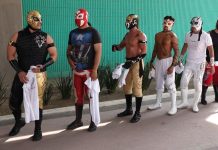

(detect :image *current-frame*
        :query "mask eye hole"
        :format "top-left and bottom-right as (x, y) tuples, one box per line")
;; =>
(126, 19), (131, 23)
(32, 17), (42, 22)
(163, 22), (172, 26)
(76, 14), (84, 19)
(191, 21), (198, 25)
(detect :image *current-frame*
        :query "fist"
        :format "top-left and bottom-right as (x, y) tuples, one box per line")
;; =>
(112, 44), (118, 52)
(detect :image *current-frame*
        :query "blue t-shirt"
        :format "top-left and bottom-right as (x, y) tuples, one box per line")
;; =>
(68, 27), (101, 71)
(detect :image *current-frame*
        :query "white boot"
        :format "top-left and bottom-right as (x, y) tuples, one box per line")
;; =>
(148, 91), (162, 110)
(168, 92), (177, 115)
(192, 91), (201, 113)
(177, 88), (189, 109)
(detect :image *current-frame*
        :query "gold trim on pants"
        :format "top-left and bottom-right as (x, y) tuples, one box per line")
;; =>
(36, 72), (47, 109)
(123, 61), (144, 97)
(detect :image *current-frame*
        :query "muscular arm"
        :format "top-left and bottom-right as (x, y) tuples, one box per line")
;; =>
(93, 43), (102, 71)
(207, 45), (215, 74)
(139, 32), (147, 55)
(90, 43), (102, 80)
(7, 32), (28, 83)
(7, 33), (18, 61)
(150, 35), (158, 63)
(171, 35), (179, 66)
(47, 35), (57, 62)
(180, 43), (188, 56)
(112, 34), (126, 51)
(66, 45), (76, 70)
(207, 45), (215, 59)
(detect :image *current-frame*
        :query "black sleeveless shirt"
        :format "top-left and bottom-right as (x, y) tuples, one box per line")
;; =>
(210, 30), (218, 61)
(16, 28), (48, 72)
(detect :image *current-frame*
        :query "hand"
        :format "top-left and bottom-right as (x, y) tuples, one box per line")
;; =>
(167, 65), (174, 74)
(210, 66), (215, 74)
(90, 70), (98, 81)
(112, 44), (118, 52)
(18, 71), (28, 83)
(178, 61), (182, 67)
(70, 61), (77, 70)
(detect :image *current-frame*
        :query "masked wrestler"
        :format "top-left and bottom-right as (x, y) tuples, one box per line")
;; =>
(178, 17), (215, 112)
(112, 14), (147, 123)
(66, 8), (102, 132)
(201, 20), (218, 105)
(7, 10), (57, 141)
(147, 16), (179, 115)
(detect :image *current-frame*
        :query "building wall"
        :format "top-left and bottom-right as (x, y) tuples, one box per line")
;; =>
(2, 0), (218, 80)
(0, 0), (22, 86)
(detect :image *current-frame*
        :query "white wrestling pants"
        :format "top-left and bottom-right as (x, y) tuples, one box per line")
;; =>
(180, 61), (205, 106)
(155, 57), (176, 93)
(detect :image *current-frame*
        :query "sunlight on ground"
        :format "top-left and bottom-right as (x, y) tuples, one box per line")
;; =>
(206, 112), (218, 125)
(73, 121), (111, 131)
(5, 121), (111, 143)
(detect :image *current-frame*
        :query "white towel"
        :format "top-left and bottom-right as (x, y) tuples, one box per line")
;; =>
(148, 68), (155, 79)
(23, 66), (39, 123)
(118, 68), (129, 88)
(112, 63), (124, 79)
(175, 63), (184, 74)
(84, 77), (100, 126)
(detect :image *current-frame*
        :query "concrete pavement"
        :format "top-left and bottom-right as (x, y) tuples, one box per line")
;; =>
(0, 87), (218, 150)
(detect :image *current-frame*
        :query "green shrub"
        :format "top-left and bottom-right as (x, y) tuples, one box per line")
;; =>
(55, 73), (72, 99)
(142, 62), (153, 92)
(98, 65), (106, 90)
(43, 83), (53, 106)
(0, 74), (7, 106)
(104, 65), (118, 94)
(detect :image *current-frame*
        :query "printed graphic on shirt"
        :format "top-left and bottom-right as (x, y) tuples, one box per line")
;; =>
(34, 35), (46, 48)
(70, 32), (93, 70)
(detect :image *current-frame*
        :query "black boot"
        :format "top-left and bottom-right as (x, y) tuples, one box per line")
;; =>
(130, 97), (142, 123)
(117, 94), (133, 117)
(201, 85), (208, 105)
(32, 109), (43, 141)
(67, 105), (83, 130)
(9, 112), (25, 136)
(213, 85), (218, 102)
(88, 120), (97, 132)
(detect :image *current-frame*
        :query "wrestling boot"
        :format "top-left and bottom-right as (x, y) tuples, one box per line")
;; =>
(67, 105), (83, 130)
(192, 90), (202, 113)
(130, 97), (142, 123)
(201, 85), (208, 105)
(9, 112), (25, 136)
(177, 88), (189, 109)
(88, 120), (97, 132)
(168, 91), (177, 115)
(117, 94), (133, 117)
(214, 85), (218, 102)
(32, 109), (43, 141)
(148, 90), (162, 110)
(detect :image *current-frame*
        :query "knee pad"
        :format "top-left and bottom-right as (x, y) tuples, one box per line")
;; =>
(166, 81), (176, 92)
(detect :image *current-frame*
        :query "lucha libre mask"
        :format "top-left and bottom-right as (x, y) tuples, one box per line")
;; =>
(125, 14), (139, 30)
(163, 19), (174, 31)
(75, 9), (88, 27)
(27, 10), (42, 30)
(190, 17), (202, 31)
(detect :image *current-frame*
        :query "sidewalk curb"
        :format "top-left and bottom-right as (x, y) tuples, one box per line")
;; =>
(0, 87), (214, 125)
